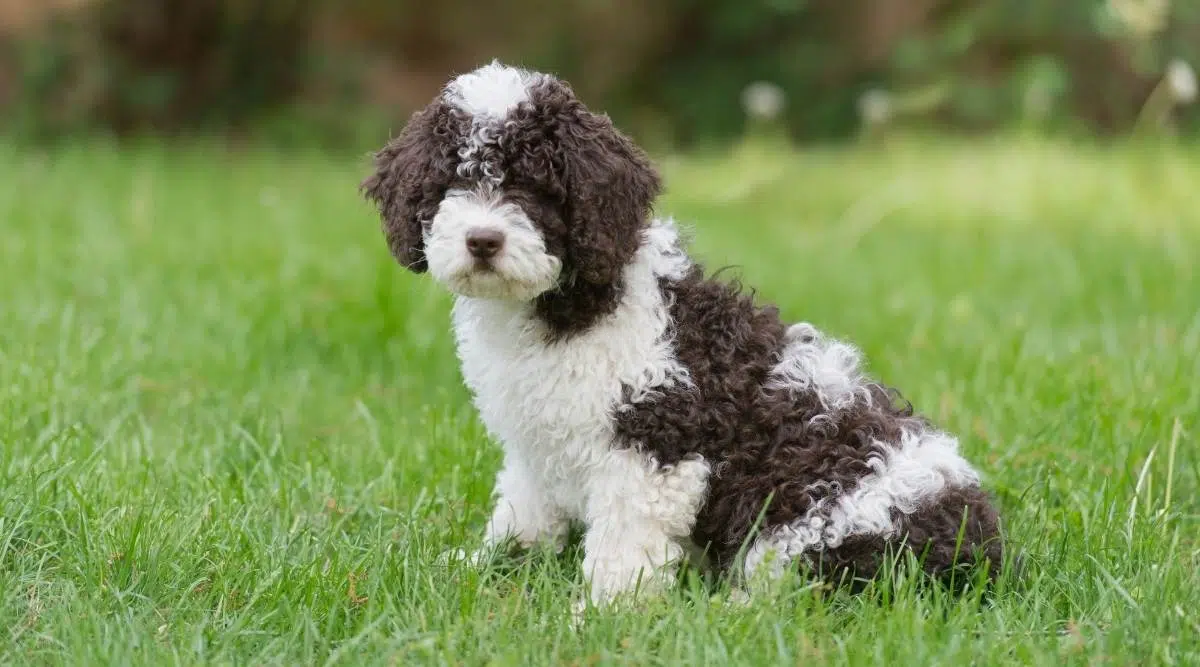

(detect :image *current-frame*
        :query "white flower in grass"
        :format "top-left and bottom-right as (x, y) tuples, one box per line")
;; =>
(1024, 85), (1053, 119)
(1166, 59), (1197, 104)
(741, 81), (786, 121)
(857, 88), (892, 127)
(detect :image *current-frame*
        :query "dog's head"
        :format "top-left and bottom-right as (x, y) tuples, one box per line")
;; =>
(362, 61), (661, 301)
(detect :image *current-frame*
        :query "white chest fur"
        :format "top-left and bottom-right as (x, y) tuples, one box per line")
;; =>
(448, 221), (693, 517)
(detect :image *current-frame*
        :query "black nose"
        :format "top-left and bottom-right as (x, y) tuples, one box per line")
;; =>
(466, 228), (505, 259)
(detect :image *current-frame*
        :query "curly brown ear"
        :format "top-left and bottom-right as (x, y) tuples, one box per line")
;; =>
(556, 102), (662, 285)
(361, 101), (461, 273)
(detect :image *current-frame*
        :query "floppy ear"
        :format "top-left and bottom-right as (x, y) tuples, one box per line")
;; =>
(361, 101), (461, 273)
(555, 100), (662, 285)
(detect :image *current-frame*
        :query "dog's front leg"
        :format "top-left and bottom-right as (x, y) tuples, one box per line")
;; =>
(577, 450), (709, 610)
(484, 451), (568, 550)
(448, 451), (567, 566)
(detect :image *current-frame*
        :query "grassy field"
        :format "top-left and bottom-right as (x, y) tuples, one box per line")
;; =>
(1, 137), (1198, 665)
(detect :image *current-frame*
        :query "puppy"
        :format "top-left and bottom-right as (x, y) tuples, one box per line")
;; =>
(362, 61), (1004, 609)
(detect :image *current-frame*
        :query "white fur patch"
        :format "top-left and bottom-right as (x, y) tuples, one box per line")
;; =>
(451, 219), (701, 604)
(444, 61), (537, 120)
(769, 322), (873, 414)
(424, 187), (562, 301)
(743, 428), (981, 580)
(445, 61), (544, 185)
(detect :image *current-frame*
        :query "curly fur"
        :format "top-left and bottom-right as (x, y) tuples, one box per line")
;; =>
(363, 62), (1005, 608)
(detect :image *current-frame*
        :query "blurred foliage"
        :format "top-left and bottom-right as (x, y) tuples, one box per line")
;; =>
(3, 0), (316, 141)
(1, 0), (1198, 148)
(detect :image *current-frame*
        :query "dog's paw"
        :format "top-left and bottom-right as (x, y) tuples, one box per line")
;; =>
(437, 547), (494, 568)
(568, 594), (626, 627)
(570, 597), (590, 628)
(725, 588), (753, 607)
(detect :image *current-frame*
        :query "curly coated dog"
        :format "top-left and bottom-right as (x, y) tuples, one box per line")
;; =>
(361, 61), (1005, 610)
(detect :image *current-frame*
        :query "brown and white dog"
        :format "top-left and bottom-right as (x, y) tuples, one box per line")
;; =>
(362, 61), (1004, 610)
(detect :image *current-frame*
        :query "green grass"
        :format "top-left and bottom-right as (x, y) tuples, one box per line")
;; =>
(1, 136), (1198, 665)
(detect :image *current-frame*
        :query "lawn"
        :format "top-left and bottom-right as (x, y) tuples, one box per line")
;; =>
(1, 137), (1197, 665)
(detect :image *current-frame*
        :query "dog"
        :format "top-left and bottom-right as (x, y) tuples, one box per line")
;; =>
(362, 61), (1005, 609)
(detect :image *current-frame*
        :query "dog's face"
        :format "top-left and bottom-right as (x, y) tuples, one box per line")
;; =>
(362, 62), (661, 301)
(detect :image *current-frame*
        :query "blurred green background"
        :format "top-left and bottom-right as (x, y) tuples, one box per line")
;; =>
(2, 0), (1198, 150)
(4, 3), (1200, 664)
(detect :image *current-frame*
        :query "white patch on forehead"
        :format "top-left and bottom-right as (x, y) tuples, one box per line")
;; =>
(444, 61), (548, 186)
(445, 61), (536, 120)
